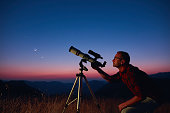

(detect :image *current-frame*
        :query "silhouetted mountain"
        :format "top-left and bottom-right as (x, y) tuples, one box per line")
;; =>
(0, 80), (44, 99)
(95, 81), (133, 99)
(1, 72), (169, 99)
(25, 80), (107, 96)
(150, 72), (170, 79)
(79, 80), (107, 95)
(25, 81), (73, 95)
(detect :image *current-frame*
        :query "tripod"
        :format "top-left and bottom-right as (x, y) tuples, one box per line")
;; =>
(62, 59), (102, 113)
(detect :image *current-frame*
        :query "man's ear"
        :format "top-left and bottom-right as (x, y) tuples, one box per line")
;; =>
(121, 59), (125, 65)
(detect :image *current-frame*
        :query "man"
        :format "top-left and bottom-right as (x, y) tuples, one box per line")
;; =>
(91, 51), (160, 113)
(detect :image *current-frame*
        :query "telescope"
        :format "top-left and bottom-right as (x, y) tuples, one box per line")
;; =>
(69, 46), (107, 67)
(62, 46), (104, 113)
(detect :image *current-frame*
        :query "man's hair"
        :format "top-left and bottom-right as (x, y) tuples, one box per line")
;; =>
(117, 51), (130, 64)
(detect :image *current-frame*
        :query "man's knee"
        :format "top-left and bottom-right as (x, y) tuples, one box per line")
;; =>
(121, 107), (136, 113)
(121, 106), (155, 113)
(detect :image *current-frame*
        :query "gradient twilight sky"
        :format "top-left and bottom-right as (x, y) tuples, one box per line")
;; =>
(0, 0), (170, 81)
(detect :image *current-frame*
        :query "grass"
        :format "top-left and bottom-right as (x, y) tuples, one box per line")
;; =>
(0, 96), (170, 113)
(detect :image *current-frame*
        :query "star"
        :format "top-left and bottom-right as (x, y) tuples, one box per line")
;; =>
(34, 48), (38, 52)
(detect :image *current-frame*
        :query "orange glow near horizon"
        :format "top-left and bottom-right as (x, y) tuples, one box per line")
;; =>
(0, 62), (170, 81)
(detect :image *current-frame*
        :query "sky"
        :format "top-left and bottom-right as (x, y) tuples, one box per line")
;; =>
(0, 0), (170, 82)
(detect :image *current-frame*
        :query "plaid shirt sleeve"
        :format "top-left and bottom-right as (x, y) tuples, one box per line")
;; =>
(125, 71), (143, 98)
(109, 72), (121, 82)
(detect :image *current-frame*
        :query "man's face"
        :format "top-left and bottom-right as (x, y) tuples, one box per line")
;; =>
(112, 53), (122, 68)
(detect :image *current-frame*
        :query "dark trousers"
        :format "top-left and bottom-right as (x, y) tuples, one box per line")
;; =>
(121, 97), (159, 113)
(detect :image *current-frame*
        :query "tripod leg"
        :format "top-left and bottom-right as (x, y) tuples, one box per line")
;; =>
(62, 77), (79, 113)
(83, 76), (103, 113)
(77, 76), (82, 113)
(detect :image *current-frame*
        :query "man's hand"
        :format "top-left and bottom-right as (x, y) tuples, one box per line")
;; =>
(91, 62), (100, 70)
(118, 96), (142, 112)
(118, 103), (127, 112)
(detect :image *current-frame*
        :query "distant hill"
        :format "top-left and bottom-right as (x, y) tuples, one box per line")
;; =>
(25, 81), (73, 95)
(0, 80), (44, 99)
(1, 72), (170, 99)
(95, 81), (133, 99)
(150, 72), (170, 79)
(25, 80), (107, 96)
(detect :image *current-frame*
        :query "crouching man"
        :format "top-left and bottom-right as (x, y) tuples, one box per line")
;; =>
(91, 51), (161, 113)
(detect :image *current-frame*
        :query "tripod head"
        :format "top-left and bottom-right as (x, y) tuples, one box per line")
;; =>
(79, 59), (88, 73)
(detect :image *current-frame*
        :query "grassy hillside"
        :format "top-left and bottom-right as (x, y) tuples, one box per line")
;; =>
(0, 96), (170, 113)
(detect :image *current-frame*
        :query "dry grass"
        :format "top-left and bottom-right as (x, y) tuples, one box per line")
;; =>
(0, 96), (170, 113)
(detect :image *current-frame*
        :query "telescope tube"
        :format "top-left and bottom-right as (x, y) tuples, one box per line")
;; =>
(69, 46), (94, 62)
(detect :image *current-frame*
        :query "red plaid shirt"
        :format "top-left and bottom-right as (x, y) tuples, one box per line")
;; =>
(110, 64), (159, 100)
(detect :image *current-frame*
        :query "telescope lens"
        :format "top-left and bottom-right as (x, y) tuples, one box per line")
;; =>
(69, 46), (81, 56)
(69, 46), (94, 63)
(69, 46), (85, 58)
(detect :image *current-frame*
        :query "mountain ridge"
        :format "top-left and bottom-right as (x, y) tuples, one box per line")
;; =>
(1, 72), (169, 98)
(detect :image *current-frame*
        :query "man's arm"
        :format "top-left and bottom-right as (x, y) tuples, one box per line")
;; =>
(95, 68), (113, 83)
(91, 62), (119, 82)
